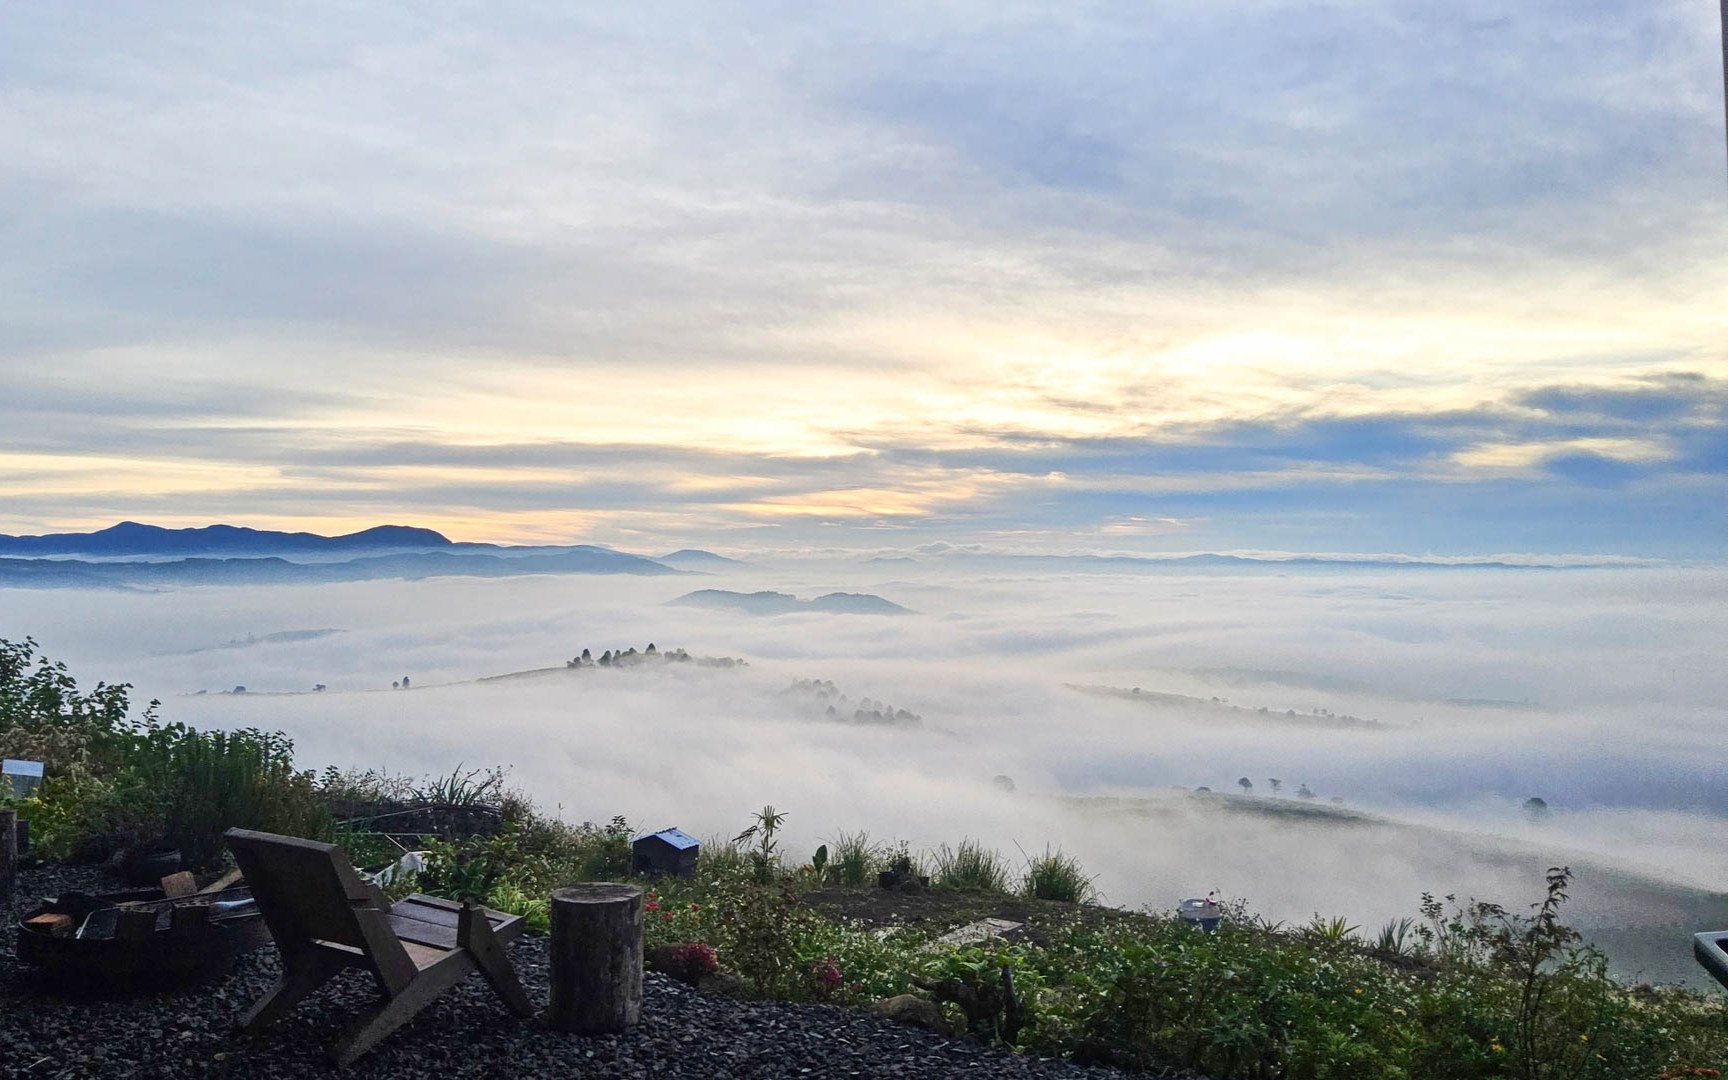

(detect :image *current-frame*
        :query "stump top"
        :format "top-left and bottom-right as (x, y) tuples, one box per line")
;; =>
(552, 883), (643, 904)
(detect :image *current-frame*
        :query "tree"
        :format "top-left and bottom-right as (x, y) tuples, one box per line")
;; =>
(1297, 783), (1315, 800)
(1522, 797), (1550, 821)
(1268, 778), (1282, 795)
(1237, 777), (1253, 795)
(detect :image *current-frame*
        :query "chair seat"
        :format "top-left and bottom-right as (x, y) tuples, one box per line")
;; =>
(389, 895), (525, 949)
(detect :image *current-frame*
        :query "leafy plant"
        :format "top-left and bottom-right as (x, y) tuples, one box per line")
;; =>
(1375, 916), (1417, 957)
(1301, 914), (1360, 945)
(418, 765), (507, 808)
(732, 804), (787, 883)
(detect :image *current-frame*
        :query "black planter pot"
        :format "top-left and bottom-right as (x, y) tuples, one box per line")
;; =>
(117, 846), (182, 885)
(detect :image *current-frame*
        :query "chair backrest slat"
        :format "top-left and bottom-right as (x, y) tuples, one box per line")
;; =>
(224, 829), (408, 972)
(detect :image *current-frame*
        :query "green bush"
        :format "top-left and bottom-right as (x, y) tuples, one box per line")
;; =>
(1, 637), (327, 866)
(933, 839), (1010, 892)
(1021, 846), (1095, 903)
(825, 830), (885, 886)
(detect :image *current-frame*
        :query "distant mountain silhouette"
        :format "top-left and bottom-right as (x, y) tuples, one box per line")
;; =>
(671, 589), (910, 615)
(656, 549), (748, 568)
(0, 547), (679, 589)
(0, 521), (453, 557)
(945, 552), (1625, 571)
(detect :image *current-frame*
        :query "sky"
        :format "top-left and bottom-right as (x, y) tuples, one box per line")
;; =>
(3, 1), (1726, 556)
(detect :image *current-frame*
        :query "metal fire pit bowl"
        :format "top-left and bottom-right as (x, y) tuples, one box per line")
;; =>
(16, 885), (270, 992)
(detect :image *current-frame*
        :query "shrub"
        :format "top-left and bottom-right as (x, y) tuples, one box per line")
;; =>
(136, 725), (331, 867)
(825, 830), (885, 886)
(1021, 846), (1095, 903)
(1, 637), (327, 866)
(933, 839), (1010, 893)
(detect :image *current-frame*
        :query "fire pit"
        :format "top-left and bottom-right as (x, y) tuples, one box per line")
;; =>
(16, 883), (269, 990)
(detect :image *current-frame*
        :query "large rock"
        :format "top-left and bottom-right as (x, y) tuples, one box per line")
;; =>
(868, 994), (955, 1036)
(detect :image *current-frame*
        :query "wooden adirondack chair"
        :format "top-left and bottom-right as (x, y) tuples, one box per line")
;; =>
(224, 828), (536, 1066)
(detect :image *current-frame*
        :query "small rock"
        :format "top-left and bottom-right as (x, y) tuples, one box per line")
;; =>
(697, 971), (747, 998)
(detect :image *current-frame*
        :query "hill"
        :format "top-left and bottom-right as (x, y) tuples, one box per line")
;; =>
(0, 547), (679, 589)
(656, 549), (749, 569)
(671, 589), (910, 615)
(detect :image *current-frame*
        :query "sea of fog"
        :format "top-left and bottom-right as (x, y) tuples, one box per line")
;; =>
(7, 558), (1727, 983)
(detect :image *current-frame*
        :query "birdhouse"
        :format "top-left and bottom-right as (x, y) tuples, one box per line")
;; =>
(632, 827), (700, 878)
(3, 759), (43, 800)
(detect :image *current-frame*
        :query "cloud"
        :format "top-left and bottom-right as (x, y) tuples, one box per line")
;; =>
(7, 559), (1727, 980)
(1, 1), (1725, 553)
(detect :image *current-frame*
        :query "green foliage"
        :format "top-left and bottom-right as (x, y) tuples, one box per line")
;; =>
(698, 836), (751, 877)
(1375, 916), (1417, 957)
(0, 637), (326, 866)
(825, 830), (884, 886)
(932, 839), (1010, 893)
(732, 804), (787, 883)
(0, 635), (156, 747)
(1021, 846), (1095, 903)
(1301, 914), (1361, 945)
(418, 765), (508, 808)
(133, 725), (330, 866)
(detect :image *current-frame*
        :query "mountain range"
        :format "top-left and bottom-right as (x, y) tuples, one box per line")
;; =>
(0, 522), (705, 589)
(0, 521), (454, 557)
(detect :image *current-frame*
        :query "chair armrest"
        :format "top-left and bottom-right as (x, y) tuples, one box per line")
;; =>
(1695, 932), (1728, 989)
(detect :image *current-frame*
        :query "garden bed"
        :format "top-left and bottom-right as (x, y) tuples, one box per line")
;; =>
(1, 864), (1187, 1079)
(803, 886), (1153, 949)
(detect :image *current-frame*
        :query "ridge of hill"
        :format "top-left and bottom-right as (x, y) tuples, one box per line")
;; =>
(671, 589), (910, 615)
(0, 547), (679, 589)
(0, 521), (454, 557)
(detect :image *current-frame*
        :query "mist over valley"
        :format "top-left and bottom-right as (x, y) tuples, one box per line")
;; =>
(8, 542), (1724, 983)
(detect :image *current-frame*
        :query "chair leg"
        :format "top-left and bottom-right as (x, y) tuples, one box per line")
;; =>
(459, 904), (536, 1018)
(332, 960), (473, 1067)
(242, 948), (346, 1033)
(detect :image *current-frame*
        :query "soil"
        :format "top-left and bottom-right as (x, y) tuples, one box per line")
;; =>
(803, 886), (1156, 948)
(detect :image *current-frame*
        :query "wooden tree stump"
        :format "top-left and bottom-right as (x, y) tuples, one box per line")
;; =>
(0, 809), (16, 903)
(545, 883), (644, 1034)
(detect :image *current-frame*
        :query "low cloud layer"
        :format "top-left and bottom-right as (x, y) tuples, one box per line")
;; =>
(6, 558), (1725, 983)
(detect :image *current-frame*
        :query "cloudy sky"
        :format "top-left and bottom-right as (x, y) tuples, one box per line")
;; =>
(3, 1), (1725, 555)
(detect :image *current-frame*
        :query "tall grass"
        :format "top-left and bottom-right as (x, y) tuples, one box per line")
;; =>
(139, 725), (331, 866)
(699, 836), (752, 877)
(932, 839), (1010, 892)
(1021, 846), (1095, 903)
(826, 830), (885, 886)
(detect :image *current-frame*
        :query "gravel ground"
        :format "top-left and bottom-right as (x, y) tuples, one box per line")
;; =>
(3, 865), (1195, 1079)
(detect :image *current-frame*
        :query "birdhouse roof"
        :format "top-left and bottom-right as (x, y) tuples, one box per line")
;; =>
(635, 827), (699, 851)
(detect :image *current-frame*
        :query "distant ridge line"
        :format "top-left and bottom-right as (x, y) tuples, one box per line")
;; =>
(0, 521), (452, 557)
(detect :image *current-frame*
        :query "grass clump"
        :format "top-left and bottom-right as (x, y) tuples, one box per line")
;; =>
(825, 829), (885, 886)
(1021, 846), (1095, 903)
(932, 839), (1010, 892)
